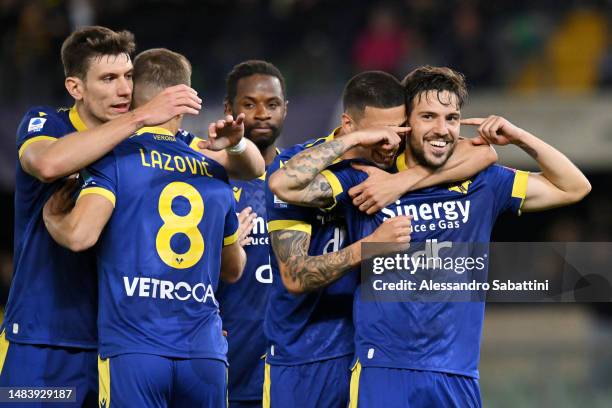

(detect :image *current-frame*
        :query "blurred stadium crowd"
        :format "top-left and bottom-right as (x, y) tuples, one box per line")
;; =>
(0, 0), (611, 105)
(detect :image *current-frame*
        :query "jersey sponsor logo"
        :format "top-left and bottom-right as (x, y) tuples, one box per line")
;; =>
(244, 215), (269, 246)
(123, 276), (218, 305)
(27, 117), (46, 133)
(381, 200), (471, 223)
(322, 226), (346, 254)
(255, 256), (273, 284)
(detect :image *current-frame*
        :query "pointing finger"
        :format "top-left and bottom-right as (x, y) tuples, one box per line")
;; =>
(460, 118), (485, 126)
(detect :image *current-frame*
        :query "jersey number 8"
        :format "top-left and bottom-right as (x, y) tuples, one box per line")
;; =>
(155, 181), (204, 269)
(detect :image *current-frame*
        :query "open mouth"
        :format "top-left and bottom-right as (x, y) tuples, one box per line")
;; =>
(111, 103), (130, 112)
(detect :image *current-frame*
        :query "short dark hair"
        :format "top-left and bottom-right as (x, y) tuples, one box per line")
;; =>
(342, 71), (405, 118)
(61, 26), (135, 78)
(402, 66), (468, 113)
(133, 48), (192, 89)
(226, 60), (286, 105)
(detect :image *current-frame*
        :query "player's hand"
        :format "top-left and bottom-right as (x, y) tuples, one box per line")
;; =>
(362, 215), (412, 254)
(138, 84), (202, 125)
(349, 163), (404, 215)
(198, 114), (246, 151)
(351, 126), (409, 149)
(236, 206), (257, 247)
(461, 116), (525, 146)
(43, 177), (79, 219)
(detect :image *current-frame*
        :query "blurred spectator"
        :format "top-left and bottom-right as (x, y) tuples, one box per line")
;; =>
(352, 4), (412, 76)
(440, 2), (498, 87)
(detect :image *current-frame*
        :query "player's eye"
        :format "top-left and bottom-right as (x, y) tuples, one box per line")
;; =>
(269, 103), (278, 109)
(422, 114), (432, 120)
(125, 73), (133, 81)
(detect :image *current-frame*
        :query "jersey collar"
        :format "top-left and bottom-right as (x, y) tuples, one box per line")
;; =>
(69, 105), (88, 132)
(135, 126), (175, 137)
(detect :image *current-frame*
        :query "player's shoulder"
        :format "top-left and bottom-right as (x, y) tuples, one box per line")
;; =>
(476, 164), (516, 181)
(18, 106), (67, 129)
(278, 130), (336, 160)
(175, 129), (196, 147)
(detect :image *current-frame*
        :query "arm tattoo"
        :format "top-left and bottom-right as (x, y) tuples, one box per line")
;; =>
(280, 139), (348, 188)
(270, 229), (357, 292)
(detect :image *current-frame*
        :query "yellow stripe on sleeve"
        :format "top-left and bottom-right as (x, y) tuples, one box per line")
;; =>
(321, 170), (343, 198)
(320, 169), (344, 211)
(78, 187), (116, 208)
(349, 359), (362, 408)
(189, 136), (204, 151)
(511, 170), (529, 214)
(267, 220), (312, 235)
(98, 356), (111, 408)
(18, 136), (57, 158)
(263, 362), (271, 408)
(0, 330), (9, 376)
(223, 230), (239, 246)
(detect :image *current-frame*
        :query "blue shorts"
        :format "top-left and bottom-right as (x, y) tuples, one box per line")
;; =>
(98, 353), (227, 408)
(263, 355), (352, 408)
(0, 331), (98, 408)
(349, 361), (482, 408)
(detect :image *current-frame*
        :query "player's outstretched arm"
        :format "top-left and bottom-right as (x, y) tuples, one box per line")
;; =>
(348, 140), (498, 214)
(462, 116), (591, 211)
(195, 114), (265, 180)
(21, 85), (202, 183)
(42, 179), (114, 252)
(270, 216), (412, 294)
(220, 242), (246, 283)
(268, 127), (405, 207)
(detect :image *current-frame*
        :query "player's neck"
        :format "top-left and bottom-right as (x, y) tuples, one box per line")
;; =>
(261, 144), (278, 166)
(155, 117), (180, 135)
(75, 102), (104, 129)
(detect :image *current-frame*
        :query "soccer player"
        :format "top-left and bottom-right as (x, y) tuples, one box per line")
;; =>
(176, 59), (287, 408)
(217, 60), (287, 408)
(264, 71), (498, 407)
(1, 26), (201, 405)
(269, 66), (591, 407)
(43, 48), (246, 407)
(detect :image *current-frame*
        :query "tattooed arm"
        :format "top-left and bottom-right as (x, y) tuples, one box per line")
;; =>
(268, 127), (404, 208)
(270, 216), (412, 294)
(461, 116), (590, 211)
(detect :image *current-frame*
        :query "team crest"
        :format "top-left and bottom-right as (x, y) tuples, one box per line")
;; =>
(448, 180), (472, 194)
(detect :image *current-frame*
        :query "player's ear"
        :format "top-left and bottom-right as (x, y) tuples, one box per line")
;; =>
(282, 100), (288, 119)
(223, 99), (233, 116)
(65, 76), (84, 101)
(341, 112), (355, 134)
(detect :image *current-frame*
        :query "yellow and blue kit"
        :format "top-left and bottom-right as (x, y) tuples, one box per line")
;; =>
(0, 106), (97, 406)
(321, 155), (528, 408)
(263, 132), (356, 408)
(178, 130), (276, 405)
(81, 127), (239, 407)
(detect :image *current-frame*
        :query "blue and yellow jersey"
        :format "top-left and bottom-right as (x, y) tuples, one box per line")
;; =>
(218, 167), (275, 401)
(80, 126), (239, 361)
(264, 131), (357, 366)
(321, 154), (529, 378)
(178, 128), (278, 399)
(4, 105), (97, 348)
